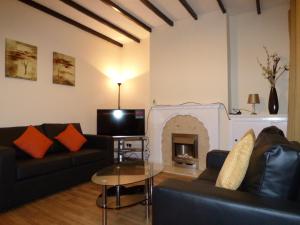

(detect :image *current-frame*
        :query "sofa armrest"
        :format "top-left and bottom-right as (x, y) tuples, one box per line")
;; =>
(0, 146), (16, 211)
(206, 149), (229, 170)
(153, 179), (300, 225)
(84, 134), (114, 164)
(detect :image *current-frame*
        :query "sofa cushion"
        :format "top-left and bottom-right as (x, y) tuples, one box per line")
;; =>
(206, 150), (229, 170)
(0, 125), (44, 159)
(242, 126), (289, 191)
(197, 168), (219, 183)
(259, 145), (300, 200)
(216, 129), (255, 190)
(71, 148), (107, 166)
(16, 153), (72, 180)
(243, 126), (300, 200)
(14, 126), (53, 159)
(42, 123), (82, 153)
(42, 123), (82, 138)
(55, 124), (87, 152)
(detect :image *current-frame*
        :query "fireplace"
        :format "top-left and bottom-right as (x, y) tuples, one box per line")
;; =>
(149, 104), (221, 175)
(172, 133), (198, 168)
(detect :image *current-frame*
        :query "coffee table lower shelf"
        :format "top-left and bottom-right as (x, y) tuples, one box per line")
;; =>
(91, 161), (163, 225)
(96, 185), (146, 209)
(98, 180), (152, 225)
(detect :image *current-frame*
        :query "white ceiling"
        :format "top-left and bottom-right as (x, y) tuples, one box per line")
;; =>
(32, 0), (289, 45)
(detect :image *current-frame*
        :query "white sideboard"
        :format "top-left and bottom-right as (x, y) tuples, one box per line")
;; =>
(228, 114), (288, 149)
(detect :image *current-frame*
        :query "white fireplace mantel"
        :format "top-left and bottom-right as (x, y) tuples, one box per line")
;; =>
(148, 103), (223, 163)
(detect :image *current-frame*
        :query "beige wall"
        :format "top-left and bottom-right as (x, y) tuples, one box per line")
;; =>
(148, 5), (289, 148)
(150, 12), (229, 107)
(149, 4), (289, 115)
(229, 4), (290, 114)
(0, 0), (290, 137)
(120, 39), (150, 110)
(0, 0), (149, 134)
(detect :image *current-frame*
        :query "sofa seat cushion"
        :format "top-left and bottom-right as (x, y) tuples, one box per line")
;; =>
(71, 148), (107, 166)
(16, 153), (72, 180)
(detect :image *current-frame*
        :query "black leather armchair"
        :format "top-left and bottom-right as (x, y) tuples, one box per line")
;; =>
(153, 150), (300, 225)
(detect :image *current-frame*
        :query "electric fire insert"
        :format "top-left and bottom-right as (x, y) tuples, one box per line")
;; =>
(172, 133), (198, 168)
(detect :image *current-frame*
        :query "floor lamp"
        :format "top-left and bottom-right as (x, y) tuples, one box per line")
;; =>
(117, 82), (121, 109)
(113, 82), (123, 120)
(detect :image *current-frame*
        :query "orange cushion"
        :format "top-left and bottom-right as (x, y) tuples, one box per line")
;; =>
(55, 124), (87, 152)
(14, 126), (53, 159)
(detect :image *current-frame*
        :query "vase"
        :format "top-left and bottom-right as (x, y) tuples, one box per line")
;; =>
(268, 86), (279, 114)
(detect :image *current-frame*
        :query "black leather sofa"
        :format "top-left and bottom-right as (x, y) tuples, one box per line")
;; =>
(153, 127), (300, 225)
(0, 123), (114, 212)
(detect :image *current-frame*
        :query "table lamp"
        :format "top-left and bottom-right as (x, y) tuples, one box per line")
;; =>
(248, 94), (260, 115)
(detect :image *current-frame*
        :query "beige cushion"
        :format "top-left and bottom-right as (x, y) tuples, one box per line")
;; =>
(216, 129), (255, 190)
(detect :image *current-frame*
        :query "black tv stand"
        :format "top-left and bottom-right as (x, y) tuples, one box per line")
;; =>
(112, 136), (147, 163)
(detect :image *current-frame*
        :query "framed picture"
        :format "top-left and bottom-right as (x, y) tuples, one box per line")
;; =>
(53, 52), (75, 86)
(5, 39), (37, 81)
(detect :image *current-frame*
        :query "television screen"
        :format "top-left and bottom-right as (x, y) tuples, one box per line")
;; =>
(97, 109), (145, 136)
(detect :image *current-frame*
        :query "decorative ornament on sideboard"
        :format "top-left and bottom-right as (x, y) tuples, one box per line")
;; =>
(257, 46), (289, 114)
(247, 94), (260, 115)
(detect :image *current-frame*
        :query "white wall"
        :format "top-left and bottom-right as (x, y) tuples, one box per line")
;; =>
(0, 0), (149, 134)
(150, 12), (228, 107)
(229, 4), (290, 114)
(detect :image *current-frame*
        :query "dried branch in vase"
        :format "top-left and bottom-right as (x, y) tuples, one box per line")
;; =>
(257, 46), (289, 87)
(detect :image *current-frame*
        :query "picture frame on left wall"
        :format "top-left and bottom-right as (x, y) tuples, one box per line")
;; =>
(5, 38), (37, 81)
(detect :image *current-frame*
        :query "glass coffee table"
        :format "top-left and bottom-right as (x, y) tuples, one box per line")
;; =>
(91, 161), (163, 225)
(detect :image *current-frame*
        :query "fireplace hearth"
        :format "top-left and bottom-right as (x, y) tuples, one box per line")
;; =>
(172, 133), (198, 168)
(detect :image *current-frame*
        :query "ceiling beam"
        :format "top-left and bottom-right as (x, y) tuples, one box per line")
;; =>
(101, 0), (152, 32)
(140, 0), (174, 26)
(18, 0), (123, 47)
(216, 0), (226, 14)
(256, 0), (261, 15)
(60, 0), (140, 43)
(179, 0), (197, 20)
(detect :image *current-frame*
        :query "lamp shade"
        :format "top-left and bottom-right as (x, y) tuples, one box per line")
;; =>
(247, 94), (260, 104)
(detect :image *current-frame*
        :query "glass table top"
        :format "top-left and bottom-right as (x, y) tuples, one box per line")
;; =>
(92, 161), (164, 186)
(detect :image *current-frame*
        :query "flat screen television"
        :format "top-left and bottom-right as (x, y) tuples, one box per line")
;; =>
(97, 109), (145, 136)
